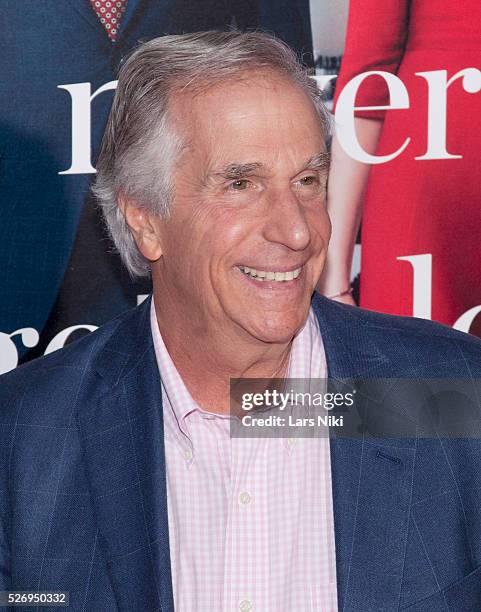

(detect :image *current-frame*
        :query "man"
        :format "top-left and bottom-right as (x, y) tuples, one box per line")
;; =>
(1, 31), (481, 612)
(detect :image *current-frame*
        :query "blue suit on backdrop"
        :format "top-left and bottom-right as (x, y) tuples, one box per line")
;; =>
(2, 294), (481, 611)
(0, 0), (313, 358)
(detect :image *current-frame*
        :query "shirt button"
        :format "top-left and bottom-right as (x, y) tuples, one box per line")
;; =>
(287, 437), (296, 446)
(239, 600), (252, 611)
(184, 449), (193, 461)
(239, 491), (251, 505)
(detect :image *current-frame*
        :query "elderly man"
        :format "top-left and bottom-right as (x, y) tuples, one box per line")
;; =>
(2, 31), (481, 612)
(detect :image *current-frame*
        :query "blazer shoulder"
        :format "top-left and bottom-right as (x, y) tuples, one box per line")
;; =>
(357, 304), (481, 370)
(357, 305), (481, 344)
(0, 301), (149, 423)
(312, 294), (481, 373)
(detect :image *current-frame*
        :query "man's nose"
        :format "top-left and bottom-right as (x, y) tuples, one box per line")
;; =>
(262, 188), (311, 251)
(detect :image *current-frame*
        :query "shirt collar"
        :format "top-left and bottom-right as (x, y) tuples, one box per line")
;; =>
(150, 297), (200, 424)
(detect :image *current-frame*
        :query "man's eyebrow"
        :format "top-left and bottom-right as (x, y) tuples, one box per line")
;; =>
(212, 162), (264, 180)
(304, 152), (331, 171)
(210, 153), (330, 181)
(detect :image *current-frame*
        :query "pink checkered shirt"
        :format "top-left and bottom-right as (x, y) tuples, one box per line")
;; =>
(151, 299), (338, 611)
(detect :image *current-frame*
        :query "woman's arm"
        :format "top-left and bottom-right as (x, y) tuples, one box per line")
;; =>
(318, 0), (410, 303)
(318, 117), (383, 303)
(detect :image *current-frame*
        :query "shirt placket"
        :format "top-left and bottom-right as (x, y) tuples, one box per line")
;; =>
(224, 434), (260, 612)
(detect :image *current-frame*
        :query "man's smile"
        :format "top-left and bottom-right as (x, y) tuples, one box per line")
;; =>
(236, 264), (305, 284)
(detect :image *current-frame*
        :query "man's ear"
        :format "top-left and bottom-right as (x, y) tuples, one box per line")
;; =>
(118, 193), (163, 262)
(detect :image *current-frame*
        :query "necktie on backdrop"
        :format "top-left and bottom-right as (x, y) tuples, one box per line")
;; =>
(90, 0), (128, 41)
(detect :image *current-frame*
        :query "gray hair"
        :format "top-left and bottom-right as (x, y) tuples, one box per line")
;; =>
(93, 30), (330, 278)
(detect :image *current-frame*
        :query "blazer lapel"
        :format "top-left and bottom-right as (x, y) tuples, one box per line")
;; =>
(312, 294), (416, 611)
(78, 297), (174, 612)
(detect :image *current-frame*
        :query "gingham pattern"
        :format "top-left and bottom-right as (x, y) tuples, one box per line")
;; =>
(90, 0), (127, 41)
(151, 300), (338, 611)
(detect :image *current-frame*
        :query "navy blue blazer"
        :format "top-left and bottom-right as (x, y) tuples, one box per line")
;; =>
(0, 0), (313, 347)
(2, 294), (481, 611)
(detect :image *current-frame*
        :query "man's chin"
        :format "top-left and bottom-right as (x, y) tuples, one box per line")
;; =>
(241, 313), (308, 345)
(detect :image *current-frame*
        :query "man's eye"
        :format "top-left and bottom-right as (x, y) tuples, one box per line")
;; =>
(229, 179), (249, 190)
(299, 175), (318, 186)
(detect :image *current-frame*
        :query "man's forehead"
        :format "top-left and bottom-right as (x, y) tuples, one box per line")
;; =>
(175, 70), (319, 127)
(172, 74), (327, 177)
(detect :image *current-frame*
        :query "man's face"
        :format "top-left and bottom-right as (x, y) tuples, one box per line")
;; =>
(154, 71), (331, 345)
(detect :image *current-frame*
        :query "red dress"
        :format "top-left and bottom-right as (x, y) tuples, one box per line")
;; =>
(334, 0), (481, 336)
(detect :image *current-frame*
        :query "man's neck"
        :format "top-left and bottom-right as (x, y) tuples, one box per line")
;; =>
(153, 301), (294, 415)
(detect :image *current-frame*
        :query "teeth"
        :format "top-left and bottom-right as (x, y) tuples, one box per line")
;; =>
(239, 266), (302, 282)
